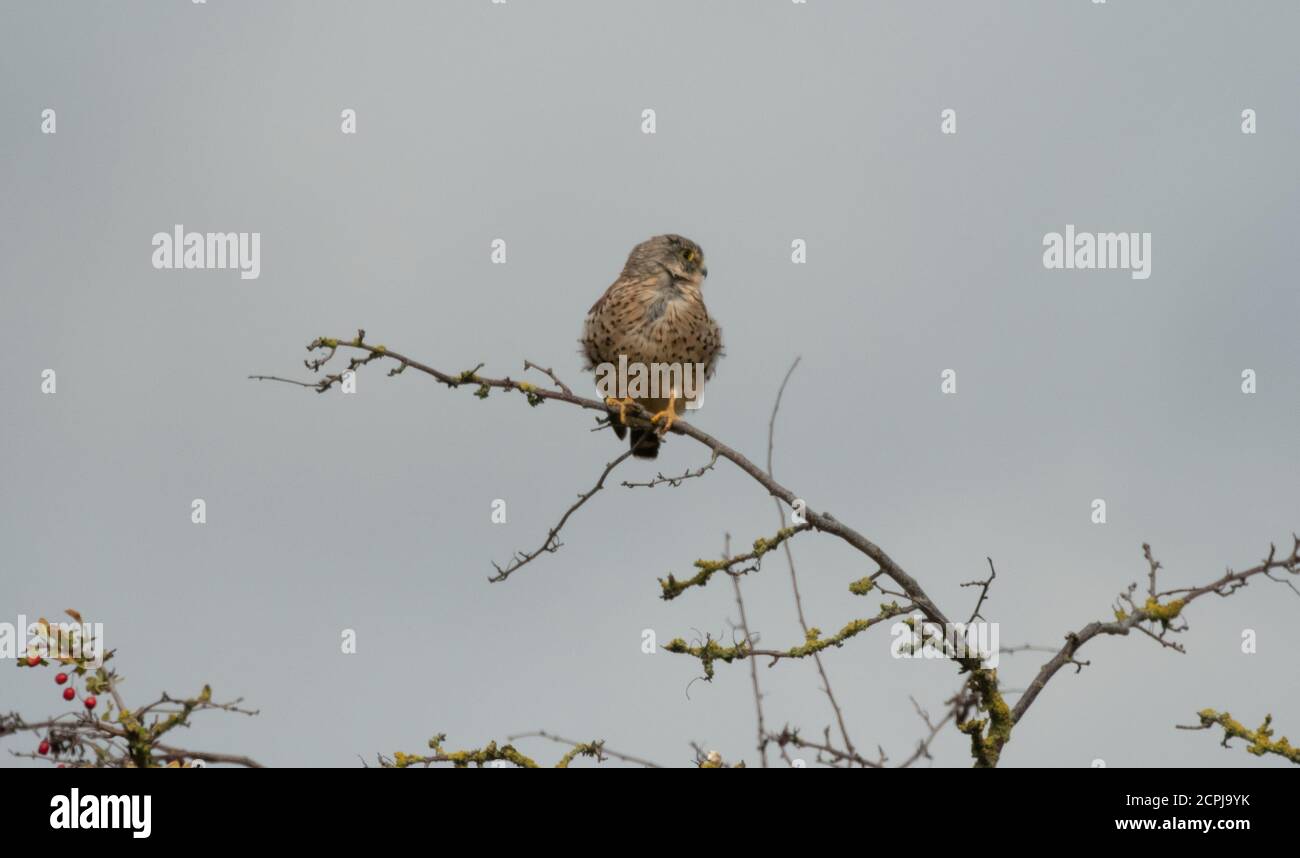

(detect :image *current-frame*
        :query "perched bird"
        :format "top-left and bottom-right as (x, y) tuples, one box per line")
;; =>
(581, 234), (723, 459)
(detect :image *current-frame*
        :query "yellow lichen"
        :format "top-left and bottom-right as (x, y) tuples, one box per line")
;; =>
(849, 576), (874, 596)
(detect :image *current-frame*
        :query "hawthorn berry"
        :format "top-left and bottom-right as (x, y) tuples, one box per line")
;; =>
(55, 673), (68, 685)
(26, 655), (40, 667)
(62, 687), (75, 702)
(38, 740), (50, 755)
(83, 696), (97, 710)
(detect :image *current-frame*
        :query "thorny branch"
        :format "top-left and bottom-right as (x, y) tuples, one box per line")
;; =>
(658, 523), (812, 601)
(621, 451), (719, 489)
(962, 558), (997, 624)
(382, 733), (605, 768)
(252, 332), (1300, 767)
(489, 450), (635, 582)
(664, 601), (912, 680)
(767, 725), (885, 768)
(506, 730), (662, 768)
(1177, 710), (1300, 764)
(1010, 538), (1300, 727)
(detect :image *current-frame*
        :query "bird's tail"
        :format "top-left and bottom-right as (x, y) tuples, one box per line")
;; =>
(628, 427), (660, 459)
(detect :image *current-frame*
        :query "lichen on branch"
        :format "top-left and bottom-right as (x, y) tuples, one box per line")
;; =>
(1184, 710), (1299, 764)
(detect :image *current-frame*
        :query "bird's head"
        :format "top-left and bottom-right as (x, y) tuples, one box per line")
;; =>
(624, 234), (708, 288)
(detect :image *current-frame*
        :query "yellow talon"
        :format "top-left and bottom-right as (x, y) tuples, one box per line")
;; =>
(605, 396), (638, 425)
(649, 392), (679, 435)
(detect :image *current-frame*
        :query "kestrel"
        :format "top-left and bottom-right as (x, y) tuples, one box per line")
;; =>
(581, 234), (723, 459)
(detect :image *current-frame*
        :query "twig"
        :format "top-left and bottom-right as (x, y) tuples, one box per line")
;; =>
(962, 558), (997, 624)
(767, 726), (884, 769)
(523, 360), (573, 396)
(621, 451), (720, 489)
(490, 451), (634, 582)
(897, 687), (973, 768)
(505, 730), (661, 768)
(658, 524), (812, 600)
(726, 533), (769, 769)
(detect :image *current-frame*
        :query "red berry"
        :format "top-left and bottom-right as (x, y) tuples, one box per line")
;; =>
(38, 740), (50, 755)
(83, 696), (97, 710)
(26, 655), (40, 667)
(62, 687), (75, 702)
(55, 673), (68, 685)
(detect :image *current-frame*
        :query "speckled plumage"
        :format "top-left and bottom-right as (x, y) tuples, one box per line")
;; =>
(581, 234), (723, 458)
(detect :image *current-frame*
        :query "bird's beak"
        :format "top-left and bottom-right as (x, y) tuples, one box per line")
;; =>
(701, 266), (709, 279)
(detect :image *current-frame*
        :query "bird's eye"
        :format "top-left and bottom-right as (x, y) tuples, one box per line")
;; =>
(683, 249), (696, 263)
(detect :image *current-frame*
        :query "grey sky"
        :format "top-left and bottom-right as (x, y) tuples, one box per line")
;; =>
(2, 1), (1297, 767)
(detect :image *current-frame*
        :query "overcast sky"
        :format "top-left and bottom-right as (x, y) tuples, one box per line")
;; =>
(3, 1), (1297, 767)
